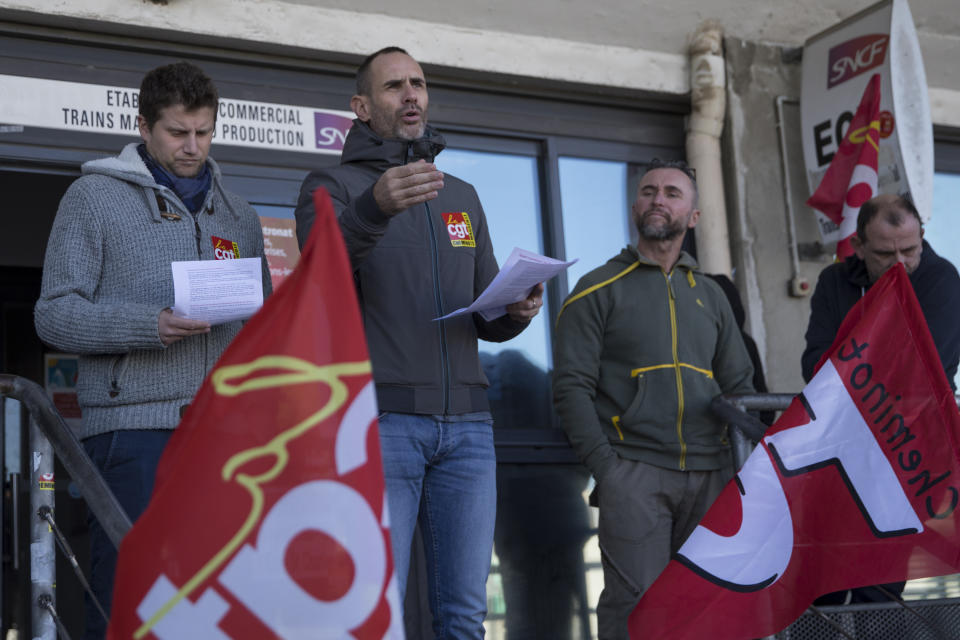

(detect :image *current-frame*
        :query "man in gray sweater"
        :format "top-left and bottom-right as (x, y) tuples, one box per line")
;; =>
(34, 61), (270, 639)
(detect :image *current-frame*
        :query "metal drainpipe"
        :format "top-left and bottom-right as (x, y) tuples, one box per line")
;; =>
(687, 22), (733, 277)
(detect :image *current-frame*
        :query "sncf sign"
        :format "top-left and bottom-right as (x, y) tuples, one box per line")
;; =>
(313, 112), (353, 152)
(827, 34), (888, 88)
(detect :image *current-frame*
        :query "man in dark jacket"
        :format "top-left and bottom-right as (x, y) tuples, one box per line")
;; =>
(294, 46), (542, 639)
(803, 193), (960, 604)
(803, 193), (960, 388)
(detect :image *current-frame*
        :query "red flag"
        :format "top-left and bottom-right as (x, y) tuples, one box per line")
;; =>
(629, 263), (960, 639)
(807, 73), (882, 259)
(107, 190), (403, 639)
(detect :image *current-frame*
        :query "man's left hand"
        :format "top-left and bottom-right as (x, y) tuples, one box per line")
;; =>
(506, 283), (544, 322)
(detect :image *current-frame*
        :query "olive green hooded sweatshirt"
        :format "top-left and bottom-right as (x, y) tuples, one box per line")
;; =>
(553, 246), (754, 476)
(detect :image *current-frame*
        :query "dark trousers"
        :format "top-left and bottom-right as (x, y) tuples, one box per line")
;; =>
(595, 458), (732, 640)
(82, 430), (173, 640)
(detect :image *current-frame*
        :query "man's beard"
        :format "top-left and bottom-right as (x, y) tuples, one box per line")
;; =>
(636, 210), (687, 241)
(393, 120), (426, 141)
(369, 105), (427, 141)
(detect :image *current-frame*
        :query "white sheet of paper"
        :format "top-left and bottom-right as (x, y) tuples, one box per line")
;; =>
(436, 247), (577, 321)
(171, 258), (263, 325)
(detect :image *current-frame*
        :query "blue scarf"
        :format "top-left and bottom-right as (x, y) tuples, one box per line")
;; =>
(138, 144), (212, 214)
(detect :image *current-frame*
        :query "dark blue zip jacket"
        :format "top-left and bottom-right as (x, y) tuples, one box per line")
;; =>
(802, 241), (960, 389)
(295, 120), (527, 415)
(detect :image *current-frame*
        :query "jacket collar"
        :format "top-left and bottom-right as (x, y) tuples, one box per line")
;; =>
(623, 245), (699, 272)
(341, 119), (447, 170)
(82, 143), (232, 222)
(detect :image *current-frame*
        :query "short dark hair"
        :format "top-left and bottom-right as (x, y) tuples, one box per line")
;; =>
(643, 158), (699, 206)
(856, 194), (922, 243)
(138, 61), (219, 129)
(355, 46), (410, 96)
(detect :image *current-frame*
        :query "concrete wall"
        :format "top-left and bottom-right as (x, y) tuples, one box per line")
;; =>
(0, 0), (688, 95)
(723, 38), (831, 393)
(2, 0), (959, 126)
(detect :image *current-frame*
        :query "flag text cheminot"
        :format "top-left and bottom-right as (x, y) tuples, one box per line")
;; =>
(837, 338), (958, 519)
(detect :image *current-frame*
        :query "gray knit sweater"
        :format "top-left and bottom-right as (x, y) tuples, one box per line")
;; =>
(35, 143), (271, 439)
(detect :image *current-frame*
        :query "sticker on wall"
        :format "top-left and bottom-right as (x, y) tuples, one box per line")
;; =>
(38, 472), (55, 491)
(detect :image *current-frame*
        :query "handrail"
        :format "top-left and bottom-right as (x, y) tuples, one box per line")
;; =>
(712, 392), (797, 470)
(712, 392), (796, 441)
(0, 374), (132, 547)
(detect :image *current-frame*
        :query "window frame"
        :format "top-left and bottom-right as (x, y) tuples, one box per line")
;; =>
(0, 22), (688, 461)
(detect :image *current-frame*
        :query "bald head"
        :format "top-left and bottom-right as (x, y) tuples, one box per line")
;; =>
(856, 194), (921, 244)
(852, 194), (924, 283)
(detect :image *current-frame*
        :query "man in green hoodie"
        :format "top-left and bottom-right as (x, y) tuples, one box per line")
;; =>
(553, 159), (754, 639)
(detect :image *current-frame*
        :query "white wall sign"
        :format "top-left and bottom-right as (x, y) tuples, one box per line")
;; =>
(801, 0), (933, 239)
(0, 74), (354, 155)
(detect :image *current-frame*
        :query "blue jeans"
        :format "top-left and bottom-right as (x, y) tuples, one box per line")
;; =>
(378, 412), (497, 639)
(82, 430), (173, 640)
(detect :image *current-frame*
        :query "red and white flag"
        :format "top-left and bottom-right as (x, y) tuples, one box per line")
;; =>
(806, 73), (882, 259)
(629, 263), (960, 639)
(108, 190), (403, 639)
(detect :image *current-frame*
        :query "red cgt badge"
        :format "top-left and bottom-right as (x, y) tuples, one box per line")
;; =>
(444, 212), (475, 247)
(212, 236), (240, 260)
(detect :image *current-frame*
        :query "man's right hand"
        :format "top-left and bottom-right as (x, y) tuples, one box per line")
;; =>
(585, 445), (620, 482)
(373, 160), (444, 216)
(159, 308), (211, 346)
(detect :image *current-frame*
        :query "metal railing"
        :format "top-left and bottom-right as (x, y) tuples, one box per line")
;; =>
(5, 381), (958, 639)
(1, 375), (131, 640)
(713, 392), (796, 468)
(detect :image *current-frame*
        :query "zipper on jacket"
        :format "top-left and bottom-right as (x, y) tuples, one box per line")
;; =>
(191, 194), (214, 373)
(169, 188), (210, 365)
(159, 187), (205, 258)
(407, 137), (451, 414)
(190, 210), (203, 258)
(424, 199), (451, 413)
(663, 270), (687, 470)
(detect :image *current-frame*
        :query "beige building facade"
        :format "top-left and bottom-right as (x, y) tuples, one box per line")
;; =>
(1, 1), (959, 636)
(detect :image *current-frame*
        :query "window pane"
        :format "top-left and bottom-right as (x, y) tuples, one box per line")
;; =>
(559, 157), (631, 288)
(485, 463), (599, 639)
(922, 171), (960, 390)
(902, 171), (960, 600)
(435, 148), (550, 375)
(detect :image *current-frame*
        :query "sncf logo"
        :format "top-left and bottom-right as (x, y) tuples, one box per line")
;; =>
(313, 112), (353, 151)
(677, 358), (926, 591)
(827, 34), (888, 89)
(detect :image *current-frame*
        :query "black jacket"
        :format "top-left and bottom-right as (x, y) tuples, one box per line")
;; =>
(294, 120), (527, 415)
(802, 241), (960, 389)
